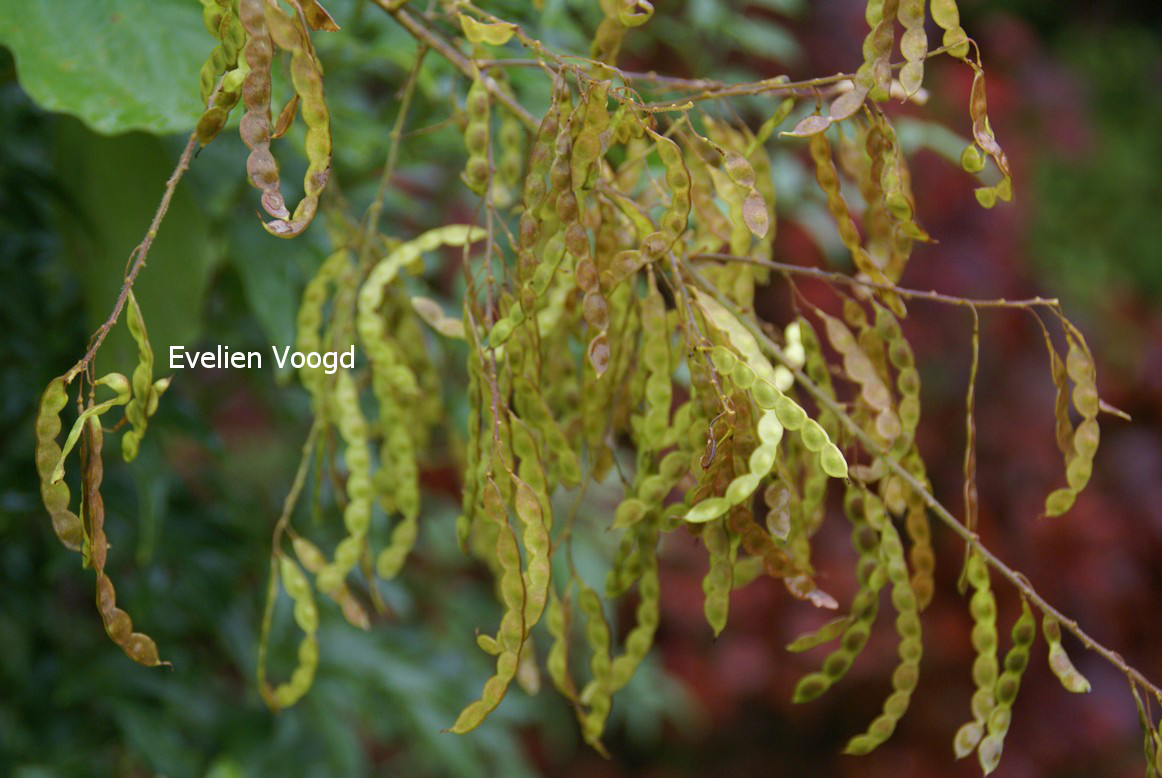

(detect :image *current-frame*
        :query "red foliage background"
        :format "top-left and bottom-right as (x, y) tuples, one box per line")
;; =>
(554, 3), (1162, 776)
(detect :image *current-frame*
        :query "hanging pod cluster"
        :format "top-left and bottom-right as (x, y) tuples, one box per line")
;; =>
(36, 1), (1154, 774)
(197, 0), (338, 237)
(36, 291), (170, 667)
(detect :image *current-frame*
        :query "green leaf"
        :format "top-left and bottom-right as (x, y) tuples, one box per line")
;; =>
(0, 0), (208, 134)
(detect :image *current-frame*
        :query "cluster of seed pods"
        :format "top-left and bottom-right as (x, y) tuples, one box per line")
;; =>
(37, 313), (170, 666)
(37, 3), (1145, 772)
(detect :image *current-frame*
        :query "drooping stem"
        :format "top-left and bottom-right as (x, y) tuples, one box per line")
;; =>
(692, 252), (1061, 311)
(359, 43), (428, 269)
(372, 1), (538, 129)
(66, 131), (200, 384)
(686, 265), (1162, 707)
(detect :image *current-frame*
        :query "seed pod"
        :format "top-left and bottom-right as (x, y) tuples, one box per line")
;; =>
(977, 597), (1035, 774)
(571, 81), (610, 190)
(638, 280), (672, 451)
(857, 0), (897, 100)
(195, 0), (249, 146)
(701, 516), (736, 636)
(238, 0), (288, 220)
(577, 579), (614, 749)
(865, 115), (928, 281)
(683, 398), (784, 524)
(494, 108), (525, 209)
(462, 75), (491, 195)
(590, 0), (652, 72)
(294, 249), (348, 414)
(644, 127), (692, 251)
(843, 491), (922, 754)
(292, 533), (368, 629)
(36, 377), (83, 551)
(121, 291), (168, 462)
(261, 0), (332, 238)
(698, 122), (769, 243)
(450, 481), (526, 733)
(953, 550), (998, 759)
(546, 587), (581, 704)
(1042, 614), (1091, 693)
(84, 418), (167, 667)
(694, 290), (848, 480)
(314, 369), (374, 594)
(358, 228), (485, 573)
(1044, 324), (1100, 517)
(818, 309), (900, 446)
(608, 521), (661, 691)
(873, 302), (920, 454)
(50, 372), (131, 485)
(793, 488), (886, 702)
(264, 554), (321, 708)
(903, 485), (935, 610)
(966, 65), (1014, 210)
(806, 131), (902, 313)
(898, 0), (927, 97)
(457, 13), (516, 46)
(930, 0), (970, 58)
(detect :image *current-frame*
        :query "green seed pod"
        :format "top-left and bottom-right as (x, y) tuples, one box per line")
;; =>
(898, 0), (927, 96)
(807, 133), (901, 313)
(645, 128), (692, 249)
(701, 516), (736, 636)
(1042, 614), (1091, 693)
(1043, 325), (1101, 517)
(857, 0), (896, 99)
(608, 521), (661, 692)
(450, 480), (526, 733)
(546, 587), (581, 704)
(36, 377), (83, 551)
(931, 0), (970, 58)
(462, 76), (491, 195)
(843, 491), (922, 755)
(315, 369), (374, 594)
(793, 488), (886, 703)
(265, 554), (320, 708)
(966, 65), (1014, 210)
(577, 580), (614, 749)
(954, 550), (998, 759)
(121, 291), (168, 462)
(976, 597), (1035, 775)
(49, 372), (131, 485)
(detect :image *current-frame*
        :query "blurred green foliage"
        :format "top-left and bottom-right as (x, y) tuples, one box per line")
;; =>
(1029, 26), (1162, 306)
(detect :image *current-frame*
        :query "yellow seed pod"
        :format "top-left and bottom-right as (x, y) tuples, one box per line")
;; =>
(458, 14), (516, 46)
(36, 377), (83, 551)
(462, 76), (491, 196)
(121, 291), (168, 462)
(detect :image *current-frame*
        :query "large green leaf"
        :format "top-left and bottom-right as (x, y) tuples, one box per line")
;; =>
(0, 0), (207, 134)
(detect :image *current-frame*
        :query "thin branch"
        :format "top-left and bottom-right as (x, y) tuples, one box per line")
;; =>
(372, 1), (539, 129)
(692, 252), (1061, 310)
(686, 266), (1162, 707)
(65, 132), (199, 383)
(358, 43), (428, 270)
